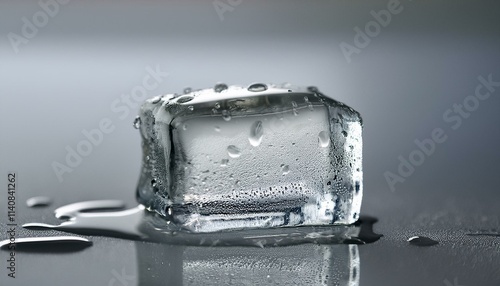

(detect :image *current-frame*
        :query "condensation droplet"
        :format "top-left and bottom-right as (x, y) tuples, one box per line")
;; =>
(183, 87), (192, 94)
(188, 105), (194, 111)
(281, 164), (290, 175)
(215, 126), (221, 132)
(177, 95), (194, 103)
(182, 124), (188, 130)
(214, 83), (228, 93)
(227, 145), (241, 158)
(133, 116), (141, 129)
(214, 102), (221, 109)
(318, 131), (330, 147)
(222, 110), (231, 121)
(307, 86), (319, 93)
(248, 83), (267, 92)
(342, 131), (348, 137)
(249, 121), (264, 147)
(220, 159), (229, 167)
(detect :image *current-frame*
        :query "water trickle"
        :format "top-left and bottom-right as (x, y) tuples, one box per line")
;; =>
(213, 83), (228, 93)
(53, 200), (125, 219)
(407, 236), (438, 246)
(318, 131), (330, 148)
(466, 232), (500, 237)
(133, 116), (141, 129)
(227, 145), (241, 158)
(248, 83), (267, 92)
(249, 121), (264, 147)
(26, 196), (52, 207)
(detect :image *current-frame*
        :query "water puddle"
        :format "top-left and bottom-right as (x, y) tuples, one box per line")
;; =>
(26, 196), (52, 207)
(407, 236), (439, 246)
(23, 200), (382, 247)
(0, 236), (92, 253)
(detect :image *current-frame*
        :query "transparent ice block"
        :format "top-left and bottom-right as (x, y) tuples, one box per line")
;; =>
(136, 84), (363, 233)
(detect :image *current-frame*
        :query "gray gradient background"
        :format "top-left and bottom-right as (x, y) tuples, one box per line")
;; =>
(1, 0), (499, 285)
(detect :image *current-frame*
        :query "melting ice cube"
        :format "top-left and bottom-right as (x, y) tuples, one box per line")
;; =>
(136, 84), (363, 233)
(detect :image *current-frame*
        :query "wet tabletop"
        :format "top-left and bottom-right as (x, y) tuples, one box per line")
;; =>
(1, 1), (500, 285)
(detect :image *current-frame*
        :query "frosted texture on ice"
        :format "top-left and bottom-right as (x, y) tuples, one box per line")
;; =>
(136, 84), (363, 233)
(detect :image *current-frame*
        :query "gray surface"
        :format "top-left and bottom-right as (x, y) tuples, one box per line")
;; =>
(1, 0), (499, 285)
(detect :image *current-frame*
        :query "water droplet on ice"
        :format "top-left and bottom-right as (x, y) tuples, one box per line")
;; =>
(248, 83), (267, 92)
(318, 131), (330, 147)
(214, 83), (228, 93)
(249, 121), (264, 147)
(281, 164), (290, 175)
(177, 95), (194, 103)
(151, 96), (162, 104)
(133, 116), (141, 129)
(222, 110), (231, 121)
(307, 86), (319, 93)
(227, 145), (241, 158)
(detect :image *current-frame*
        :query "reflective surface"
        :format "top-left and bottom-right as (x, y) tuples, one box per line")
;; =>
(1, 0), (500, 285)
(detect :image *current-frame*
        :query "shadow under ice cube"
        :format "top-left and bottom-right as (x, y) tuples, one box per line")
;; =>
(136, 84), (363, 233)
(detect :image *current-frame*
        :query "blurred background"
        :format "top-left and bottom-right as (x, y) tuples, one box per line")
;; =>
(1, 0), (499, 285)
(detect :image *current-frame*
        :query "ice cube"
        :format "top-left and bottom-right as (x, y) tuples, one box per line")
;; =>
(136, 84), (363, 233)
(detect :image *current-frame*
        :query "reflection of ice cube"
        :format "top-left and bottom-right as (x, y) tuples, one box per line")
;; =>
(136, 84), (363, 233)
(136, 242), (360, 286)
